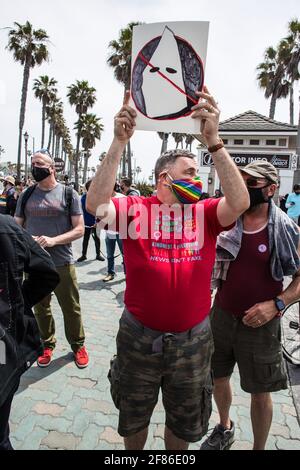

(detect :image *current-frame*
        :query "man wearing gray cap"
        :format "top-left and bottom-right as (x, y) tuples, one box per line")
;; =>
(201, 160), (300, 451)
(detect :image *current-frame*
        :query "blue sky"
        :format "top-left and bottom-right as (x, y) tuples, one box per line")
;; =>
(0, 0), (299, 181)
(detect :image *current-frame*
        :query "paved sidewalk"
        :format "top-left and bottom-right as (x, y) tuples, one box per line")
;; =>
(10, 239), (300, 450)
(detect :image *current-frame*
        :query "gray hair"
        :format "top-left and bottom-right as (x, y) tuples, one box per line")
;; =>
(154, 149), (196, 183)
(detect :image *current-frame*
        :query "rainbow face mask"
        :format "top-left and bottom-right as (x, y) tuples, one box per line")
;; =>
(166, 173), (203, 204)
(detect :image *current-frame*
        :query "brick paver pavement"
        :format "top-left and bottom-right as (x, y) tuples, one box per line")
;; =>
(9, 238), (300, 450)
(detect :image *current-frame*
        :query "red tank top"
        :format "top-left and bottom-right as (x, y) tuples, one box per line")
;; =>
(216, 225), (283, 316)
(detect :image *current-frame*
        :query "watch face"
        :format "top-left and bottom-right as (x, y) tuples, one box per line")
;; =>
(276, 299), (285, 311)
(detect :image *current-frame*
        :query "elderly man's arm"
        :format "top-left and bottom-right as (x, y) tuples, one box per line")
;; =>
(192, 87), (249, 227)
(87, 92), (137, 224)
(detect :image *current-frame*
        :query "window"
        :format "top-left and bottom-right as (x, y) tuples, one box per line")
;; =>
(266, 139), (276, 146)
(222, 139), (228, 145)
(250, 139), (260, 145)
(279, 138), (287, 147)
(234, 139), (244, 145)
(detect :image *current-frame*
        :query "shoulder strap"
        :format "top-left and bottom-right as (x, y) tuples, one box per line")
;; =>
(20, 184), (37, 219)
(65, 185), (73, 224)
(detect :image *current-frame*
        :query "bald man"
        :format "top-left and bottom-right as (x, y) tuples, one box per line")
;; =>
(15, 150), (89, 369)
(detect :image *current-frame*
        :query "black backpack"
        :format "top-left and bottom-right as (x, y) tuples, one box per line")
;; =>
(20, 184), (73, 223)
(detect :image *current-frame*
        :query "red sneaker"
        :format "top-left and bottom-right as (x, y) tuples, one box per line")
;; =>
(37, 348), (53, 368)
(74, 346), (89, 368)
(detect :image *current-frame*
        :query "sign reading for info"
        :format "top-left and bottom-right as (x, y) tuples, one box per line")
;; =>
(202, 153), (291, 169)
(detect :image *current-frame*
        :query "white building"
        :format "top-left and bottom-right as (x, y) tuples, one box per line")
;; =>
(196, 110), (298, 196)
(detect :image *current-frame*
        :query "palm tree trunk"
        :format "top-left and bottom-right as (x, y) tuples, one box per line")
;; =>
(83, 148), (89, 184)
(52, 128), (56, 158)
(17, 58), (31, 179)
(127, 140), (132, 179)
(289, 85), (294, 125)
(269, 93), (277, 119)
(47, 123), (52, 151)
(122, 149), (126, 177)
(56, 136), (60, 159)
(41, 101), (46, 148)
(161, 133), (169, 154)
(74, 113), (82, 191)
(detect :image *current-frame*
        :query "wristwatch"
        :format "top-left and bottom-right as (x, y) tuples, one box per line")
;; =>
(208, 138), (224, 154)
(274, 297), (286, 313)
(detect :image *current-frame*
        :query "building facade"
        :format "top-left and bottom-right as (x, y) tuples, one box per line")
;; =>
(196, 110), (298, 196)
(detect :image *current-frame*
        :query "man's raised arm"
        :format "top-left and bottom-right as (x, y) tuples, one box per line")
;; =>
(191, 87), (250, 227)
(86, 92), (137, 218)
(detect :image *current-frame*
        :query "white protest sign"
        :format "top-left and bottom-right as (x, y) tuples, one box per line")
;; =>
(130, 21), (209, 134)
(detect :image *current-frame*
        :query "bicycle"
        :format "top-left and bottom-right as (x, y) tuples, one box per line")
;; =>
(281, 300), (300, 366)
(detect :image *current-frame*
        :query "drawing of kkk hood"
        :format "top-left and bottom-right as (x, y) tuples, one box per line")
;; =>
(131, 26), (204, 120)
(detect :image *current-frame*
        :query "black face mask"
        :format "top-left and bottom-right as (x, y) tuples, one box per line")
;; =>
(32, 166), (51, 182)
(248, 185), (271, 208)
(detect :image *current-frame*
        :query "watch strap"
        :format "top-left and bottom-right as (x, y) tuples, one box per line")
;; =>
(208, 139), (224, 154)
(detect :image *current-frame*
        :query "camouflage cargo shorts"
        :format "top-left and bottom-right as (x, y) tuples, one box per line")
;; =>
(210, 303), (288, 393)
(108, 309), (214, 442)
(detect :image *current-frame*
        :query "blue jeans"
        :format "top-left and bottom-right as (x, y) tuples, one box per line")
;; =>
(105, 233), (123, 274)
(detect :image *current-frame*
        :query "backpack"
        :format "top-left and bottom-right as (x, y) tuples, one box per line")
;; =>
(0, 192), (8, 214)
(20, 184), (73, 223)
(0, 187), (16, 215)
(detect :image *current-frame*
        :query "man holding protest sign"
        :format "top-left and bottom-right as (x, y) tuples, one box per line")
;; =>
(87, 84), (249, 450)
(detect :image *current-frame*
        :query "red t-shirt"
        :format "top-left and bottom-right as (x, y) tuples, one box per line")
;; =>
(111, 195), (233, 332)
(216, 225), (283, 316)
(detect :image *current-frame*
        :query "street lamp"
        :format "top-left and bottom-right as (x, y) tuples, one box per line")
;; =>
(23, 131), (29, 181)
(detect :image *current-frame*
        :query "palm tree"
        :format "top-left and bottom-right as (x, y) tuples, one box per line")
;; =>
(67, 80), (97, 189)
(74, 113), (104, 183)
(6, 21), (49, 178)
(256, 46), (289, 119)
(46, 98), (63, 154)
(158, 132), (170, 154)
(185, 135), (195, 151)
(285, 19), (300, 155)
(284, 19), (300, 124)
(277, 39), (295, 124)
(107, 22), (141, 179)
(33, 76), (57, 147)
(172, 133), (185, 149)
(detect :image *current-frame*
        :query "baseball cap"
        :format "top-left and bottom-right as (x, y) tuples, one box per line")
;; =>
(241, 161), (278, 184)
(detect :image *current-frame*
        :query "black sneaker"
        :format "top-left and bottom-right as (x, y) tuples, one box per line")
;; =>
(77, 255), (87, 262)
(96, 255), (105, 261)
(200, 421), (235, 450)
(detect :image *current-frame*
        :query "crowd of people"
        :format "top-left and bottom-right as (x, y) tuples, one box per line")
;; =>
(0, 87), (300, 451)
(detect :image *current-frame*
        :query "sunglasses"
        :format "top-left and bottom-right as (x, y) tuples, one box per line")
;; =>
(35, 148), (51, 157)
(245, 177), (272, 188)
